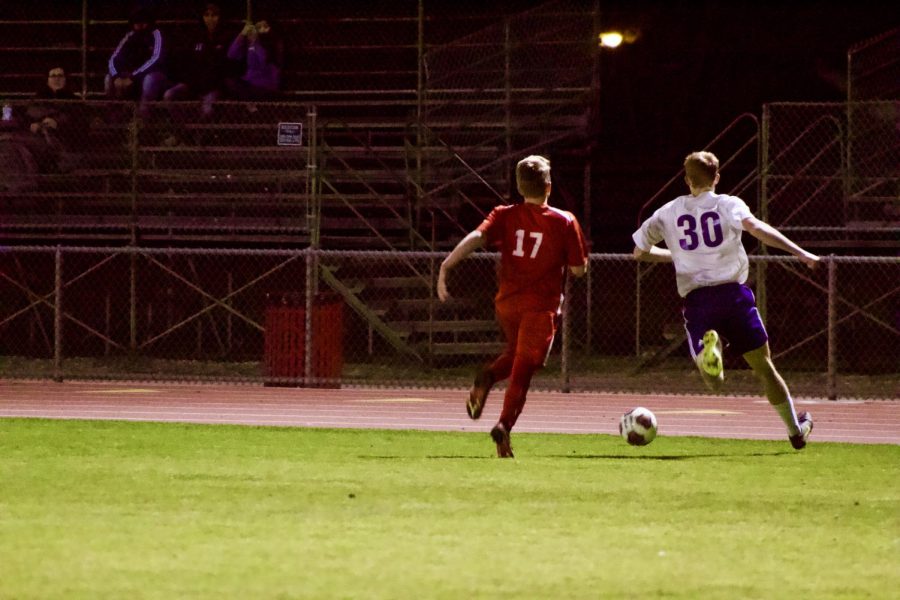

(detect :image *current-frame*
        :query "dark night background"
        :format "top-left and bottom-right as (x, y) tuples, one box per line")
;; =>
(104, 0), (899, 250)
(585, 0), (898, 250)
(2, 0), (896, 251)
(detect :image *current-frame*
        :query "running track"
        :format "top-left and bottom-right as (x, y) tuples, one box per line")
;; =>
(1, 381), (898, 444)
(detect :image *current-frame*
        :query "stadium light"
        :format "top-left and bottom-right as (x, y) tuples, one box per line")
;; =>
(599, 31), (623, 48)
(598, 29), (639, 48)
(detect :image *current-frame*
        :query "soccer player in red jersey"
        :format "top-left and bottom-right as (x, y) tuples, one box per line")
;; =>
(437, 155), (588, 457)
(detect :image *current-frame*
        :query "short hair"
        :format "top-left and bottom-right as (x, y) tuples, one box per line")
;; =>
(684, 151), (719, 187)
(516, 155), (552, 199)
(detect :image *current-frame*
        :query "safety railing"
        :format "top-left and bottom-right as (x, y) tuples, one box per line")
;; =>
(1, 246), (896, 400)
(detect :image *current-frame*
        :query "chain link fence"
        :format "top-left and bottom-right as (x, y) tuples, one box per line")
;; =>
(0, 93), (595, 251)
(846, 29), (899, 229)
(762, 101), (899, 241)
(421, 0), (594, 225)
(1, 99), (315, 245)
(1, 247), (896, 399)
(848, 27), (900, 102)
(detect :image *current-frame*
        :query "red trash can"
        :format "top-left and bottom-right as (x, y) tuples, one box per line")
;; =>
(264, 292), (343, 387)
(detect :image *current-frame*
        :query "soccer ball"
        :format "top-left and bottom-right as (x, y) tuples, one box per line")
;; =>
(619, 407), (658, 446)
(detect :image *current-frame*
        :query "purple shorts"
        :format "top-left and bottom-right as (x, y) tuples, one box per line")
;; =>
(682, 282), (769, 359)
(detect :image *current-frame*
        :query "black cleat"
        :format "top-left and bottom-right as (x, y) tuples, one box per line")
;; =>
(789, 411), (814, 450)
(467, 367), (493, 420)
(490, 422), (514, 458)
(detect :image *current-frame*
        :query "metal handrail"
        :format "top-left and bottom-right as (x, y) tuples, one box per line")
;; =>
(635, 112), (760, 227)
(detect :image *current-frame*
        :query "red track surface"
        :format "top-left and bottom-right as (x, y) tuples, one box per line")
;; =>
(1, 381), (898, 445)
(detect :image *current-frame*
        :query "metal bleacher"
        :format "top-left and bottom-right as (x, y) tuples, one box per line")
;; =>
(0, 1), (597, 359)
(0, 0), (596, 252)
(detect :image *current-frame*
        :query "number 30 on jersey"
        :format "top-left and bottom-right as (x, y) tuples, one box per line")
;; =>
(677, 212), (723, 250)
(512, 229), (543, 258)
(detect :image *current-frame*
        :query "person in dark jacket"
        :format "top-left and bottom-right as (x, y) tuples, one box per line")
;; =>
(28, 66), (78, 134)
(25, 66), (83, 172)
(163, 3), (232, 119)
(105, 7), (170, 117)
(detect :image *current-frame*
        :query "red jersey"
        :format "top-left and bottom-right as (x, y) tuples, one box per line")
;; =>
(478, 202), (588, 313)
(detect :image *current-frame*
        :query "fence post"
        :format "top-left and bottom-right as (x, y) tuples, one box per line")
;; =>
(585, 253), (592, 352)
(416, 0), (425, 246)
(634, 262), (642, 357)
(306, 105), (319, 247)
(757, 105), (770, 323)
(304, 247), (314, 384)
(129, 105), (139, 246)
(129, 251), (137, 353)
(80, 0), (88, 98)
(827, 255), (837, 400)
(53, 246), (63, 382)
(561, 276), (572, 392)
(504, 18), (513, 197)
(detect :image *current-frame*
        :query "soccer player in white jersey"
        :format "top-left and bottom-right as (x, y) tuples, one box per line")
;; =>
(632, 151), (820, 449)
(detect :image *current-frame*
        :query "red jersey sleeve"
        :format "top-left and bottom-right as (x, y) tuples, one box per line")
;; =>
(477, 206), (505, 249)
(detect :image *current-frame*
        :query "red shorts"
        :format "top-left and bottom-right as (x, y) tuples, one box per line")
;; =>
(495, 304), (558, 367)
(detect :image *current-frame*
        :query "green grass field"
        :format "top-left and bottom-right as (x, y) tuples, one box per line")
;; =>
(2, 419), (898, 599)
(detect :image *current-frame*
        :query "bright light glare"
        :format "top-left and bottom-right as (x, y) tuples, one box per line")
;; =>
(599, 31), (623, 48)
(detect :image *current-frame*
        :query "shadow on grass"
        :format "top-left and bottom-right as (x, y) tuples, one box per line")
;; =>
(548, 451), (794, 460)
(362, 455), (497, 460)
(362, 452), (793, 460)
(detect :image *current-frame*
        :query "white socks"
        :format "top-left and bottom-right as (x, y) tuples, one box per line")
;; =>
(772, 398), (801, 435)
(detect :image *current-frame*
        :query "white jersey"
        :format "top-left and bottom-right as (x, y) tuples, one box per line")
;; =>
(632, 191), (753, 297)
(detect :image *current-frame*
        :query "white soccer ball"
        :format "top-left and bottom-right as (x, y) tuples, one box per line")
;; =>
(619, 407), (658, 446)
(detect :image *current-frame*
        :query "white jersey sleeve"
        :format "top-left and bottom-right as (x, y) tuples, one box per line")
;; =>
(632, 192), (753, 297)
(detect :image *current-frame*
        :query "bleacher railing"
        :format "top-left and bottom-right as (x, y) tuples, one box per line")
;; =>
(1, 0), (597, 250)
(761, 101), (899, 246)
(0, 247), (896, 401)
(0, 99), (316, 246)
(848, 26), (900, 102)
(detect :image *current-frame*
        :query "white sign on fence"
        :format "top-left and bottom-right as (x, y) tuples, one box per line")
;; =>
(276, 122), (303, 146)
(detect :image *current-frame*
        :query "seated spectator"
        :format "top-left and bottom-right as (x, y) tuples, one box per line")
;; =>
(0, 102), (39, 192)
(226, 16), (284, 102)
(105, 7), (170, 118)
(163, 3), (232, 120)
(25, 66), (83, 172)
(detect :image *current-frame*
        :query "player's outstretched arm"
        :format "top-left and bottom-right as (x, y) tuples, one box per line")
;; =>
(632, 245), (673, 262)
(437, 230), (484, 302)
(742, 216), (819, 269)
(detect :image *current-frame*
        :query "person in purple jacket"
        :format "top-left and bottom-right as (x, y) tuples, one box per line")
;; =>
(105, 7), (170, 118)
(226, 16), (284, 101)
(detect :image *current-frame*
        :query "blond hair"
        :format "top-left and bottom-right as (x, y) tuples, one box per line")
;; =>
(516, 155), (551, 199)
(684, 151), (719, 188)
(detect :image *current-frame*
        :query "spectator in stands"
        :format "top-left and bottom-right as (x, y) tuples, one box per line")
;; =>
(0, 101), (40, 192)
(163, 3), (232, 120)
(25, 66), (83, 172)
(226, 15), (284, 102)
(105, 7), (170, 118)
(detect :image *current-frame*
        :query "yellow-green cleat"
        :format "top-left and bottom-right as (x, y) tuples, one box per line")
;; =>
(699, 330), (724, 378)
